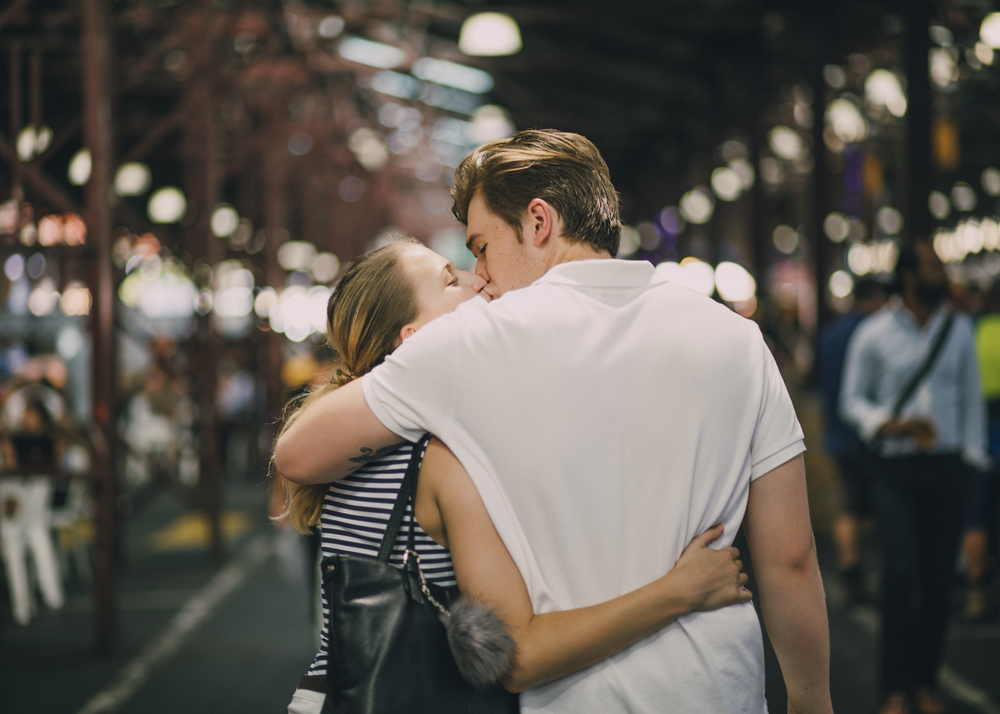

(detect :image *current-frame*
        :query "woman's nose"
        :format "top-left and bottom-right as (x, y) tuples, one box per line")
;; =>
(461, 270), (487, 292)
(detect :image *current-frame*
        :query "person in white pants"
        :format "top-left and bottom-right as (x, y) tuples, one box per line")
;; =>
(1, 388), (66, 624)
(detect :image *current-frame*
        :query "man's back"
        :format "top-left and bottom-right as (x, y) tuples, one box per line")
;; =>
(364, 259), (804, 713)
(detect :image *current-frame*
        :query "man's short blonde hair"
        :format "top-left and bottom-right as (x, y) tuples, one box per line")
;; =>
(451, 129), (621, 255)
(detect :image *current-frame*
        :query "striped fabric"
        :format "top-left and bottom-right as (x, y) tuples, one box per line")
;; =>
(306, 440), (456, 677)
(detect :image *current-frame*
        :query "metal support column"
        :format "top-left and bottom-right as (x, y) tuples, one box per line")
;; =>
(812, 5), (831, 333)
(262, 128), (288, 436)
(185, 77), (225, 561)
(9, 44), (23, 197)
(81, 0), (117, 654)
(906, 0), (932, 244)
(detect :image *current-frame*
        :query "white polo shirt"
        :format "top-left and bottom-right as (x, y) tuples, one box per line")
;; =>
(363, 259), (804, 714)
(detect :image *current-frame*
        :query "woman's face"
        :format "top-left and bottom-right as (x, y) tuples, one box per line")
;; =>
(399, 244), (489, 331)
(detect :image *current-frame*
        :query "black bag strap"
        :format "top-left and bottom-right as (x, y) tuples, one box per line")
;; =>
(376, 433), (433, 563)
(889, 309), (955, 418)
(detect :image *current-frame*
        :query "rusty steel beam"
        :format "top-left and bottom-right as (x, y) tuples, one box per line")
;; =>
(9, 44), (22, 194)
(811, 6), (831, 333)
(0, 132), (79, 212)
(30, 49), (41, 128)
(262, 121), (289, 452)
(185, 81), (225, 561)
(33, 116), (81, 166)
(121, 108), (183, 163)
(82, 0), (118, 655)
(184, 0), (227, 561)
(0, 0), (31, 35)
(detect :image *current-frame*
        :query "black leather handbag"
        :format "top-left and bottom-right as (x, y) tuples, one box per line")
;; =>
(320, 434), (519, 714)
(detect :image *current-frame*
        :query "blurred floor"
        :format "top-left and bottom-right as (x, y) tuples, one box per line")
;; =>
(0, 391), (997, 713)
(0, 480), (317, 714)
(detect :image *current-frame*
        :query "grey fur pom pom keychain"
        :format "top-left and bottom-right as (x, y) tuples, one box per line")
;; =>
(441, 598), (518, 688)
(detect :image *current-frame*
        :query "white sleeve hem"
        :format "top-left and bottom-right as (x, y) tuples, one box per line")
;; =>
(361, 373), (425, 443)
(750, 439), (806, 481)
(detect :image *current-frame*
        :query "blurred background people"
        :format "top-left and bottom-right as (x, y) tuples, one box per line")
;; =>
(965, 281), (1000, 620)
(0, 371), (68, 625)
(841, 240), (988, 714)
(817, 276), (888, 605)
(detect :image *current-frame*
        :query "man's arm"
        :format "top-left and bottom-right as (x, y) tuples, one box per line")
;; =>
(839, 326), (892, 442)
(273, 379), (402, 484)
(743, 454), (833, 714)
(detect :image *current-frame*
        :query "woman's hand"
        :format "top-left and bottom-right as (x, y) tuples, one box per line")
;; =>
(669, 524), (752, 613)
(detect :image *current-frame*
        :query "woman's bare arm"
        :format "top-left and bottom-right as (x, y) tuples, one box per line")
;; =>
(415, 438), (751, 693)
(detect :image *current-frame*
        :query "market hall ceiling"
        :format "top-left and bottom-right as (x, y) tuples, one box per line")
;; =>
(0, 0), (904, 220)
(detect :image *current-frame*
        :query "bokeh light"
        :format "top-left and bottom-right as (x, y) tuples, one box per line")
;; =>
(308, 253), (338, 283)
(317, 15), (344, 39)
(459, 13), (522, 56)
(864, 69), (907, 117)
(211, 205), (240, 238)
(826, 99), (867, 143)
(876, 206), (903, 235)
(37, 215), (63, 247)
(469, 105), (514, 143)
(829, 270), (854, 299)
(769, 126), (804, 161)
(657, 258), (715, 296)
(338, 36), (405, 69)
(412, 58), (493, 94)
(714, 262), (756, 302)
(824, 212), (850, 243)
(348, 128), (389, 172)
(773, 225), (799, 254)
(728, 158), (755, 190)
(288, 132), (313, 156)
(951, 182), (977, 212)
(28, 277), (59, 316)
(5, 254), (25, 280)
(679, 189), (714, 224)
(928, 191), (951, 220)
(982, 167), (1000, 196)
(339, 176), (365, 202)
(710, 167), (742, 201)
(618, 225), (640, 257)
(980, 13), (1000, 48)
(114, 162), (152, 196)
(68, 149), (92, 186)
(147, 187), (187, 223)
(60, 282), (92, 316)
(277, 241), (317, 271)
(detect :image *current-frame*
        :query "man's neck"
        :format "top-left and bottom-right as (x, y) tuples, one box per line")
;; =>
(901, 291), (937, 328)
(542, 240), (613, 273)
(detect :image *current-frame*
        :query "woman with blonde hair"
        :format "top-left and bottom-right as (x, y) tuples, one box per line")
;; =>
(277, 238), (751, 714)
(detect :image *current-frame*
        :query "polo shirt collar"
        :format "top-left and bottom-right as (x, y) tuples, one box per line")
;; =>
(535, 259), (656, 288)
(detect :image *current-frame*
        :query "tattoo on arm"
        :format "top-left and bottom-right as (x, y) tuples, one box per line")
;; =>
(348, 443), (406, 471)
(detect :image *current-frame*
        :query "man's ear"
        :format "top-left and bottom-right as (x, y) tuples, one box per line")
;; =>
(523, 198), (555, 248)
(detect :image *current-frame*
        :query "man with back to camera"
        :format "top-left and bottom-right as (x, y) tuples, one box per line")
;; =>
(276, 130), (832, 714)
(841, 240), (986, 714)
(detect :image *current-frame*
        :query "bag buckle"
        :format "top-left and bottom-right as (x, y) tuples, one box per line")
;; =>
(402, 548), (448, 617)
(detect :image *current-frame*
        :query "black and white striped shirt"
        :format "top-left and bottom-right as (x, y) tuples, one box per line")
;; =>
(306, 440), (456, 677)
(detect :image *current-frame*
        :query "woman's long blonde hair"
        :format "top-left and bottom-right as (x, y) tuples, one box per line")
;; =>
(272, 239), (420, 534)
